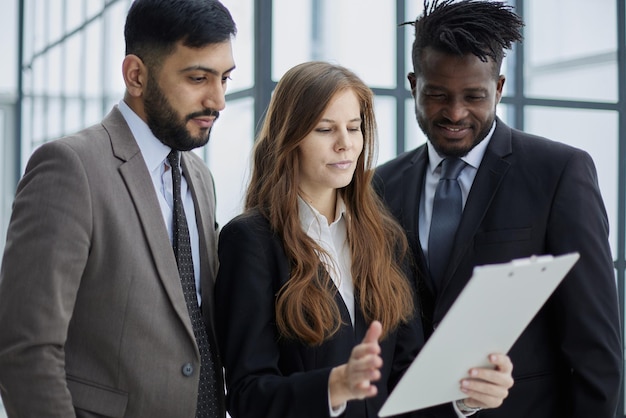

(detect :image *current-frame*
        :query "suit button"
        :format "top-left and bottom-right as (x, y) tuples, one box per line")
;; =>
(181, 363), (194, 377)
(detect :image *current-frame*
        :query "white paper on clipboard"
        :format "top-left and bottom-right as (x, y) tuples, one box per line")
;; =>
(379, 252), (580, 417)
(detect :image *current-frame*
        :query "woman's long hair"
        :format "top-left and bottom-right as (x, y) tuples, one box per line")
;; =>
(246, 61), (414, 345)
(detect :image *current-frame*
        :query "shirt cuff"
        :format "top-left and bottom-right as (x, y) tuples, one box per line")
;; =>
(328, 388), (347, 417)
(453, 400), (479, 417)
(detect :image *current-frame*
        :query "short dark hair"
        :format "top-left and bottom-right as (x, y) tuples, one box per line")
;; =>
(407, 0), (523, 77)
(124, 0), (237, 69)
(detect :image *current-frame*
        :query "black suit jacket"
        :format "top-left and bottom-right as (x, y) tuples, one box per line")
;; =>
(374, 118), (622, 418)
(215, 210), (447, 418)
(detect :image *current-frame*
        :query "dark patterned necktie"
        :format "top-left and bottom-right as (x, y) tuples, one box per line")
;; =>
(168, 150), (219, 418)
(428, 157), (466, 286)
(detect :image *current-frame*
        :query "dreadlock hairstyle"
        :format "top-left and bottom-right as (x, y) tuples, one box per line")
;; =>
(246, 61), (415, 346)
(406, 0), (523, 77)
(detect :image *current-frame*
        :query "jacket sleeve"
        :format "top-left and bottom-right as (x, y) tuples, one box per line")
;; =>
(0, 141), (92, 417)
(546, 149), (622, 417)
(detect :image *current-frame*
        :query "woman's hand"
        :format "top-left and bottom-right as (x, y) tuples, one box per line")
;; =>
(328, 321), (383, 408)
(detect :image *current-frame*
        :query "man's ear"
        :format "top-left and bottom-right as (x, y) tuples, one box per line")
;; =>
(496, 75), (505, 103)
(407, 72), (417, 96)
(122, 54), (147, 98)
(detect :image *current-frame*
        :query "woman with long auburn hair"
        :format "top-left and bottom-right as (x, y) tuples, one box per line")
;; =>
(215, 61), (513, 418)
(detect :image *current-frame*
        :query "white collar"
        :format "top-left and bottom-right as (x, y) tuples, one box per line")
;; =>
(117, 99), (172, 172)
(298, 195), (347, 234)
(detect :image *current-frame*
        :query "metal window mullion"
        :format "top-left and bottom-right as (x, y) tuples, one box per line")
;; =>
(253, 0), (273, 136)
(614, 0), (626, 413)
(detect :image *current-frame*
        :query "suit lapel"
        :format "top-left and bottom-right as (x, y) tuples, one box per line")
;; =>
(437, 119), (513, 296)
(354, 311), (366, 342)
(401, 147), (436, 295)
(400, 149), (427, 241)
(181, 155), (217, 328)
(103, 107), (196, 341)
(352, 293), (367, 342)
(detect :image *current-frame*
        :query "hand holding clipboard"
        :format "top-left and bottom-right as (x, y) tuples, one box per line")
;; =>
(379, 253), (580, 416)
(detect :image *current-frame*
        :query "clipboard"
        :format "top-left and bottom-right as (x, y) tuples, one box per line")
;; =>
(379, 252), (580, 417)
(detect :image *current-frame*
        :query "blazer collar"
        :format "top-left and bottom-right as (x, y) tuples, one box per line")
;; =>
(101, 106), (143, 163)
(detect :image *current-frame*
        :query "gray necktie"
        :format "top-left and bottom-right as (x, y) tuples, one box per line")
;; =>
(428, 158), (466, 286)
(168, 150), (219, 418)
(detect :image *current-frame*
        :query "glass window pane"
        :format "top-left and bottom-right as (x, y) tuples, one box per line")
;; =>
(46, 98), (62, 141)
(48, 1), (63, 42)
(404, 1), (424, 76)
(524, 0), (617, 102)
(84, 18), (103, 97)
(84, 99), (102, 129)
(21, 97), (33, 169)
(31, 98), (45, 146)
(273, 0), (396, 88)
(525, 107), (618, 257)
(207, 97), (254, 226)
(33, 0), (48, 53)
(30, 56), (46, 97)
(0, 108), (4, 188)
(65, 0), (85, 33)
(222, 0), (254, 92)
(500, 54), (514, 97)
(86, 0), (104, 20)
(272, 0), (313, 80)
(373, 96), (396, 165)
(64, 98), (84, 135)
(404, 97), (427, 153)
(47, 45), (63, 96)
(102, 0), (128, 97)
(316, 0), (396, 88)
(496, 104), (513, 126)
(64, 34), (82, 96)
(23, 2), (35, 61)
(0, 103), (15, 249)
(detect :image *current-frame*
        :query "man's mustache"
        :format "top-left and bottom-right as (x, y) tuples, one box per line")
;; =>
(187, 109), (220, 121)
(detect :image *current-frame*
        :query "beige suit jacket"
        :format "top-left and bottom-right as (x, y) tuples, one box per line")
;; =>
(0, 107), (224, 417)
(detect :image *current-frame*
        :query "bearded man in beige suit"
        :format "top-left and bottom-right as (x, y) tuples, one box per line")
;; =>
(0, 1), (236, 417)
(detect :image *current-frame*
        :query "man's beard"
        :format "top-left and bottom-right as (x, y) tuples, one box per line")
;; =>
(416, 111), (493, 158)
(143, 74), (219, 152)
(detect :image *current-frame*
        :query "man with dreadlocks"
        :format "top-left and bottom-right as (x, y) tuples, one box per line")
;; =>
(375, 1), (622, 417)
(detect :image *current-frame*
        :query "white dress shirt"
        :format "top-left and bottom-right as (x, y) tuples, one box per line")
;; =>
(118, 100), (202, 305)
(298, 196), (355, 325)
